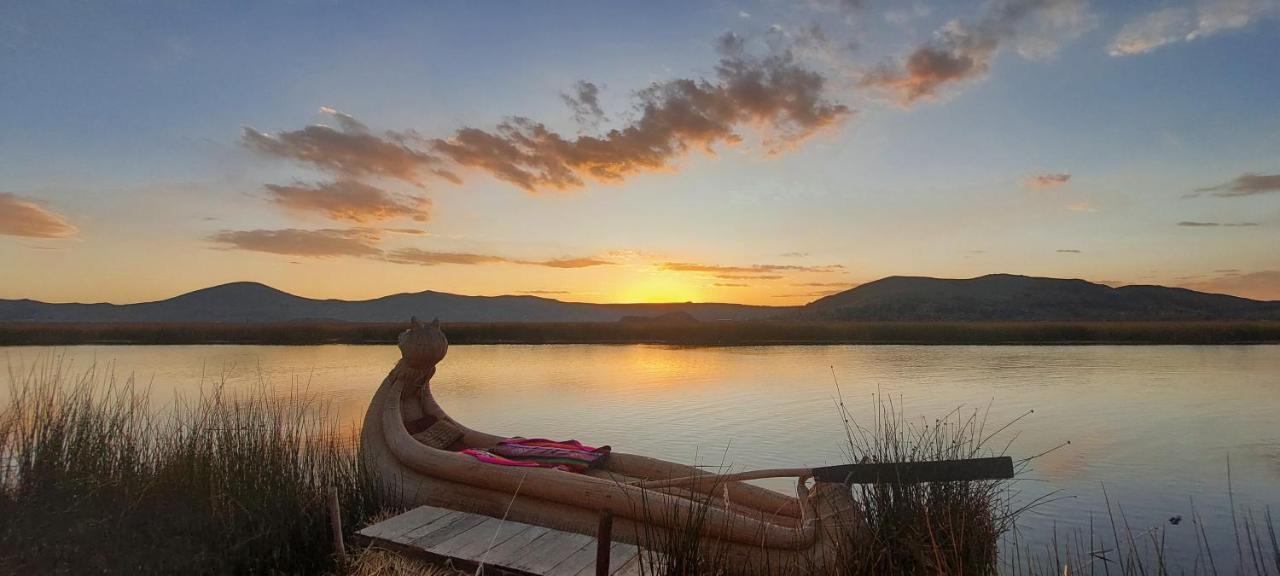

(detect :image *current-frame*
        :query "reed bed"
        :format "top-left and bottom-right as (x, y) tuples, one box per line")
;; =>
(0, 358), (386, 574)
(3, 320), (1279, 346)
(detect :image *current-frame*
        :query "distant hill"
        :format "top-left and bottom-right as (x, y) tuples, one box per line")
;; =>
(0, 282), (785, 323)
(2, 275), (1276, 324)
(801, 274), (1280, 321)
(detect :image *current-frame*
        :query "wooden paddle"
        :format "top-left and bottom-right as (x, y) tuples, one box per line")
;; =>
(637, 456), (1014, 489)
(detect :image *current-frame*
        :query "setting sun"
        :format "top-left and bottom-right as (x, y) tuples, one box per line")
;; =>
(616, 272), (705, 304)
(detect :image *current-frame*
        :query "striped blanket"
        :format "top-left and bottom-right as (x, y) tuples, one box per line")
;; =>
(461, 437), (610, 473)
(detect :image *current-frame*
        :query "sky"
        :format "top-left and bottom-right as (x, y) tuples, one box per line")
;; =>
(2, 0), (1278, 305)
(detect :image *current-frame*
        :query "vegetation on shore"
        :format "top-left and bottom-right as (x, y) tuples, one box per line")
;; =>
(3, 319), (1280, 346)
(0, 359), (385, 574)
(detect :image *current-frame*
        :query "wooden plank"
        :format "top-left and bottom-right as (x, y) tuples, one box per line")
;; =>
(475, 524), (552, 567)
(392, 509), (464, 544)
(509, 531), (595, 574)
(545, 539), (602, 576)
(445, 520), (535, 562)
(430, 516), (507, 558)
(410, 513), (490, 549)
(810, 456), (1014, 484)
(573, 543), (641, 576)
(356, 506), (450, 542)
(609, 554), (646, 576)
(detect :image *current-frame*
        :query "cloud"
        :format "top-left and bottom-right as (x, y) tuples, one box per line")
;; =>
(1056, 249), (1082, 253)
(658, 261), (845, 275)
(1177, 220), (1259, 227)
(1180, 270), (1280, 301)
(383, 249), (508, 266)
(861, 0), (1094, 105)
(738, 10), (751, 19)
(264, 180), (430, 223)
(885, 3), (933, 25)
(519, 290), (571, 295)
(431, 33), (849, 192)
(536, 257), (615, 268)
(779, 251), (810, 257)
(246, 36), (847, 197)
(0, 193), (78, 238)
(242, 116), (445, 184)
(791, 282), (853, 287)
(1024, 172), (1071, 189)
(1108, 7), (1193, 55)
(1192, 172), (1280, 197)
(715, 274), (785, 280)
(561, 81), (605, 128)
(1110, 0), (1280, 56)
(208, 228), (382, 257)
(1066, 201), (1097, 212)
(384, 248), (614, 268)
(714, 282), (750, 287)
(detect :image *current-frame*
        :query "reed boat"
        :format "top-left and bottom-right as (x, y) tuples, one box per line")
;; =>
(362, 318), (863, 573)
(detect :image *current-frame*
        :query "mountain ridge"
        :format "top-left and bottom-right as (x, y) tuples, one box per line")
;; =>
(2, 275), (1276, 323)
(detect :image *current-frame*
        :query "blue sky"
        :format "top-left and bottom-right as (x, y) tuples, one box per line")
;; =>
(2, 0), (1278, 304)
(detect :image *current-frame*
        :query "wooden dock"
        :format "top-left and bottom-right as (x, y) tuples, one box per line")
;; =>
(356, 505), (649, 576)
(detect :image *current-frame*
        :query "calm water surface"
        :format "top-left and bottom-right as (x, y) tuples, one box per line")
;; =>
(4, 344), (1278, 565)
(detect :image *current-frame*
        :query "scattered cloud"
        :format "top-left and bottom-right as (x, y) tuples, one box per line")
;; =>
(714, 282), (750, 287)
(1024, 172), (1071, 189)
(383, 249), (508, 266)
(738, 10), (751, 19)
(1066, 202), (1097, 212)
(1192, 172), (1280, 197)
(536, 257), (615, 268)
(1180, 270), (1280, 301)
(715, 274), (785, 280)
(885, 3), (933, 25)
(779, 251), (810, 258)
(561, 81), (605, 128)
(1177, 220), (1259, 227)
(0, 193), (78, 238)
(264, 180), (430, 223)
(791, 282), (853, 287)
(658, 261), (845, 275)
(1110, 0), (1280, 56)
(1056, 249), (1081, 253)
(519, 290), (571, 295)
(242, 123), (443, 185)
(208, 228), (382, 257)
(1108, 7), (1194, 55)
(432, 33), (849, 192)
(861, 0), (1094, 106)
(384, 248), (614, 268)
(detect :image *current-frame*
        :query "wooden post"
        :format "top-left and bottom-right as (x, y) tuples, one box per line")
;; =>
(328, 489), (346, 560)
(595, 510), (613, 576)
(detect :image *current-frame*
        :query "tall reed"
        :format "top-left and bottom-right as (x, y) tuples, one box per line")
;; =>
(0, 357), (385, 574)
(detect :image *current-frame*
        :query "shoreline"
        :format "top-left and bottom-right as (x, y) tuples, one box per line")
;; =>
(3, 320), (1279, 346)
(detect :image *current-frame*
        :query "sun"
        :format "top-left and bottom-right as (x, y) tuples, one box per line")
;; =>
(617, 274), (704, 303)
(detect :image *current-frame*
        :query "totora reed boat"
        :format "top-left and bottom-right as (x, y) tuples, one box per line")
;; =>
(362, 318), (864, 573)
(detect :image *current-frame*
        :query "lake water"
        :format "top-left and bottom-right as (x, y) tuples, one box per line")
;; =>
(4, 343), (1278, 568)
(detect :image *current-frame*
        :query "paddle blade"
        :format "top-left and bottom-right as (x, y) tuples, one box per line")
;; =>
(811, 456), (1014, 485)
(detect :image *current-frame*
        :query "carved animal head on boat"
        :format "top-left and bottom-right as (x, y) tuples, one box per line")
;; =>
(399, 317), (448, 369)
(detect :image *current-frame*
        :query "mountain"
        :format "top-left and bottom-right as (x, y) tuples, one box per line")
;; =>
(0, 282), (786, 323)
(802, 274), (1280, 321)
(3, 275), (1276, 324)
